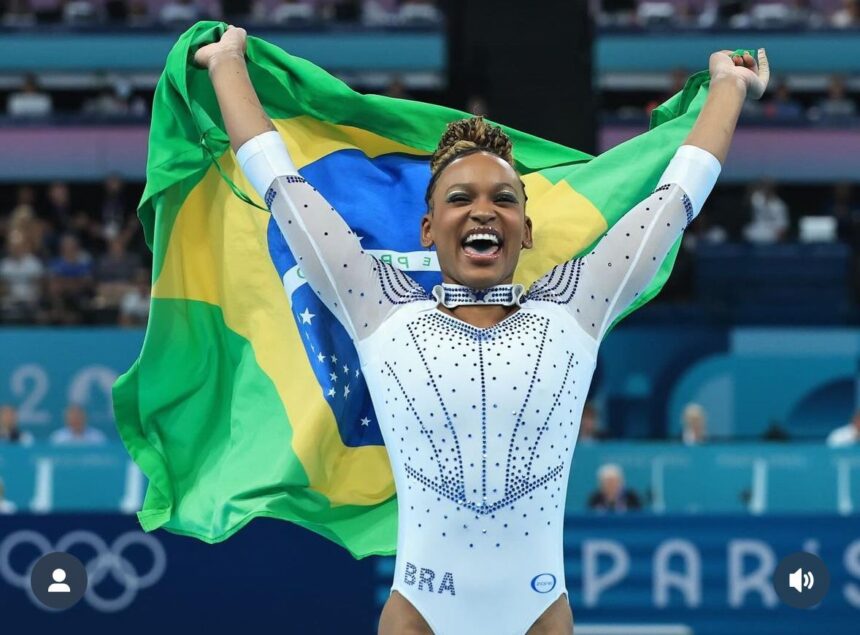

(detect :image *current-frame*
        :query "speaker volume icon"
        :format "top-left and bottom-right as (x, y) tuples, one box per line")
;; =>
(789, 568), (815, 593)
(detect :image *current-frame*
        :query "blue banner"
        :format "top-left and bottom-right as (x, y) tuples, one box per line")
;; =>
(1, 514), (857, 634)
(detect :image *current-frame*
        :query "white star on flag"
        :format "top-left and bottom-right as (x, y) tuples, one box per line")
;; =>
(343, 364), (349, 374)
(330, 372), (338, 382)
(327, 387), (336, 397)
(317, 352), (326, 363)
(343, 385), (351, 398)
(299, 308), (315, 324)
(355, 369), (360, 377)
(331, 354), (338, 364)
(360, 417), (371, 427)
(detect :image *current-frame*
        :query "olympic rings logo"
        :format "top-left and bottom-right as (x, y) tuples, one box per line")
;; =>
(0, 530), (167, 612)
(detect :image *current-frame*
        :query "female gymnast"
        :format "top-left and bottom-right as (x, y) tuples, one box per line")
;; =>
(195, 26), (769, 635)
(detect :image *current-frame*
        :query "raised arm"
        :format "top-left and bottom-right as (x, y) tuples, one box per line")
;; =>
(197, 27), (428, 341)
(529, 49), (770, 344)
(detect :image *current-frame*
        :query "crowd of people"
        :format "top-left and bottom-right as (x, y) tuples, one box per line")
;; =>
(0, 178), (150, 325)
(0, 0), (442, 27)
(598, 0), (860, 29)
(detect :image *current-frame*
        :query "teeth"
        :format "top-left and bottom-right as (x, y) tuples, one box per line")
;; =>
(463, 233), (500, 245)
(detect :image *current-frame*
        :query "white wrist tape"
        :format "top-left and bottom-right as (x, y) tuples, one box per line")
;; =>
(235, 130), (299, 199)
(655, 144), (722, 219)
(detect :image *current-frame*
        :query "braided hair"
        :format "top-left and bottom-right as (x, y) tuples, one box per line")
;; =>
(424, 115), (528, 210)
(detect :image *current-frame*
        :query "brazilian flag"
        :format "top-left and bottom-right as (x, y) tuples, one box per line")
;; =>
(114, 21), (713, 558)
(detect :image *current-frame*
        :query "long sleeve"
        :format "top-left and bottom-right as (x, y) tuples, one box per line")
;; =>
(527, 144), (721, 344)
(237, 132), (429, 342)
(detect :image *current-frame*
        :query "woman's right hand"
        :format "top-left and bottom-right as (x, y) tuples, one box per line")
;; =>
(194, 25), (248, 70)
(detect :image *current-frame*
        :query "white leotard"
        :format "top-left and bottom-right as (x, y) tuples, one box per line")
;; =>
(237, 132), (720, 634)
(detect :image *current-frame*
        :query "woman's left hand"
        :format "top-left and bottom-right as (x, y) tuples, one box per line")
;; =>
(709, 48), (770, 100)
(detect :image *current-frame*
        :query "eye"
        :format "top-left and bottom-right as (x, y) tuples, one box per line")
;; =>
(448, 193), (470, 203)
(496, 193), (517, 203)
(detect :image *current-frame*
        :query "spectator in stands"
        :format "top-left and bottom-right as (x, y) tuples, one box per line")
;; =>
(383, 76), (409, 100)
(46, 233), (93, 324)
(0, 477), (16, 514)
(762, 80), (804, 121)
(44, 181), (74, 233)
(742, 179), (790, 244)
(1, 0), (36, 25)
(598, 0), (637, 26)
(0, 405), (34, 446)
(829, 182), (860, 246)
(50, 404), (106, 445)
(813, 75), (857, 120)
(467, 95), (490, 117)
(827, 410), (860, 447)
(6, 73), (52, 118)
(159, 0), (206, 25)
(264, 0), (316, 24)
(681, 402), (707, 445)
(0, 229), (44, 323)
(578, 401), (607, 444)
(396, 0), (441, 25)
(82, 78), (145, 118)
(119, 267), (151, 326)
(100, 173), (129, 241)
(127, 0), (152, 25)
(830, 0), (859, 28)
(588, 463), (641, 512)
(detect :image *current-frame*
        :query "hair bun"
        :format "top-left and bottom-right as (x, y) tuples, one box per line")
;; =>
(430, 115), (514, 177)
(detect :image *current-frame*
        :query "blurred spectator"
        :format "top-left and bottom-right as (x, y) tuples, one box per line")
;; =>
(0, 405), (34, 447)
(49, 405), (106, 445)
(598, 0), (637, 26)
(265, 0), (315, 24)
(829, 182), (860, 247)
(588, 463), (641, 512)
(826, 410), (860, 447)
(100, 173), (130, 241)
(681, 402), (707, 445)
(159, 0), (205, 25)
(762, 81), (804, 121)
(0, 229), (44, 322)
(127, 0), (151, 25)
(82, 78), (147, 118)
(363, 0), (396, 25)
(383, 76), (410, 100)
(578, 401), (607, 444)
(44, 181), (74, 233)
(6, 74), (52, 118)
(220, 0), (252, 21)
(812, 75), (857, 120)
(466, 95), (490, 117)
(104, 0), (128, 22)
(96, 237), (140, 284)
(743, 179), (789, 244)
(830, 0), (859, 28)
(0, 478), (16, 515)
(62, 0), (98, 24)
(397, 0), (441, 25)
(119, 267), (151, 327)
(46, 234), (94, 324)
(2, 0), (36, 25)
(788, 0), (825, 28)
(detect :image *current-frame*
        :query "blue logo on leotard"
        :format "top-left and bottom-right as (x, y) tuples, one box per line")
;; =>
(530, 573), (556, 593)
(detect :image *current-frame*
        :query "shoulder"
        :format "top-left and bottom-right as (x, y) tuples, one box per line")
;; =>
(368, 255), (432, 305)
(524, 259), (585, 305)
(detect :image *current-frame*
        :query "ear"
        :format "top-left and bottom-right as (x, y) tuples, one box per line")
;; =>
(420, 210), (434, 248)
(521, 214), (534, 249)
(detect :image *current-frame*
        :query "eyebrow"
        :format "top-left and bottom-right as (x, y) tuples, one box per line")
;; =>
(446, 182), (517, 192)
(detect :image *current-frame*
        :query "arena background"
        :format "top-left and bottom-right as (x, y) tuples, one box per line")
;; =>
(1, 0), (859, 632)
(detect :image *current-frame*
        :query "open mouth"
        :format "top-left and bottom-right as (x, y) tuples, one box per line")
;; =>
(461, 228), (503, 260)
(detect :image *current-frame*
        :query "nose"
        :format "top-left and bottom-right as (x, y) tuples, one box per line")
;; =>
(469, 207), (497, 224)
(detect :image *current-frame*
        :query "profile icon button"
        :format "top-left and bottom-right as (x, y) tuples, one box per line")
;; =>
(773, 551), (830, 609)
(30, 552), (88, 610)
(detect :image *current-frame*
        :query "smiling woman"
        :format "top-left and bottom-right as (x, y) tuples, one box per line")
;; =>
(197, 24), (768, 635)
